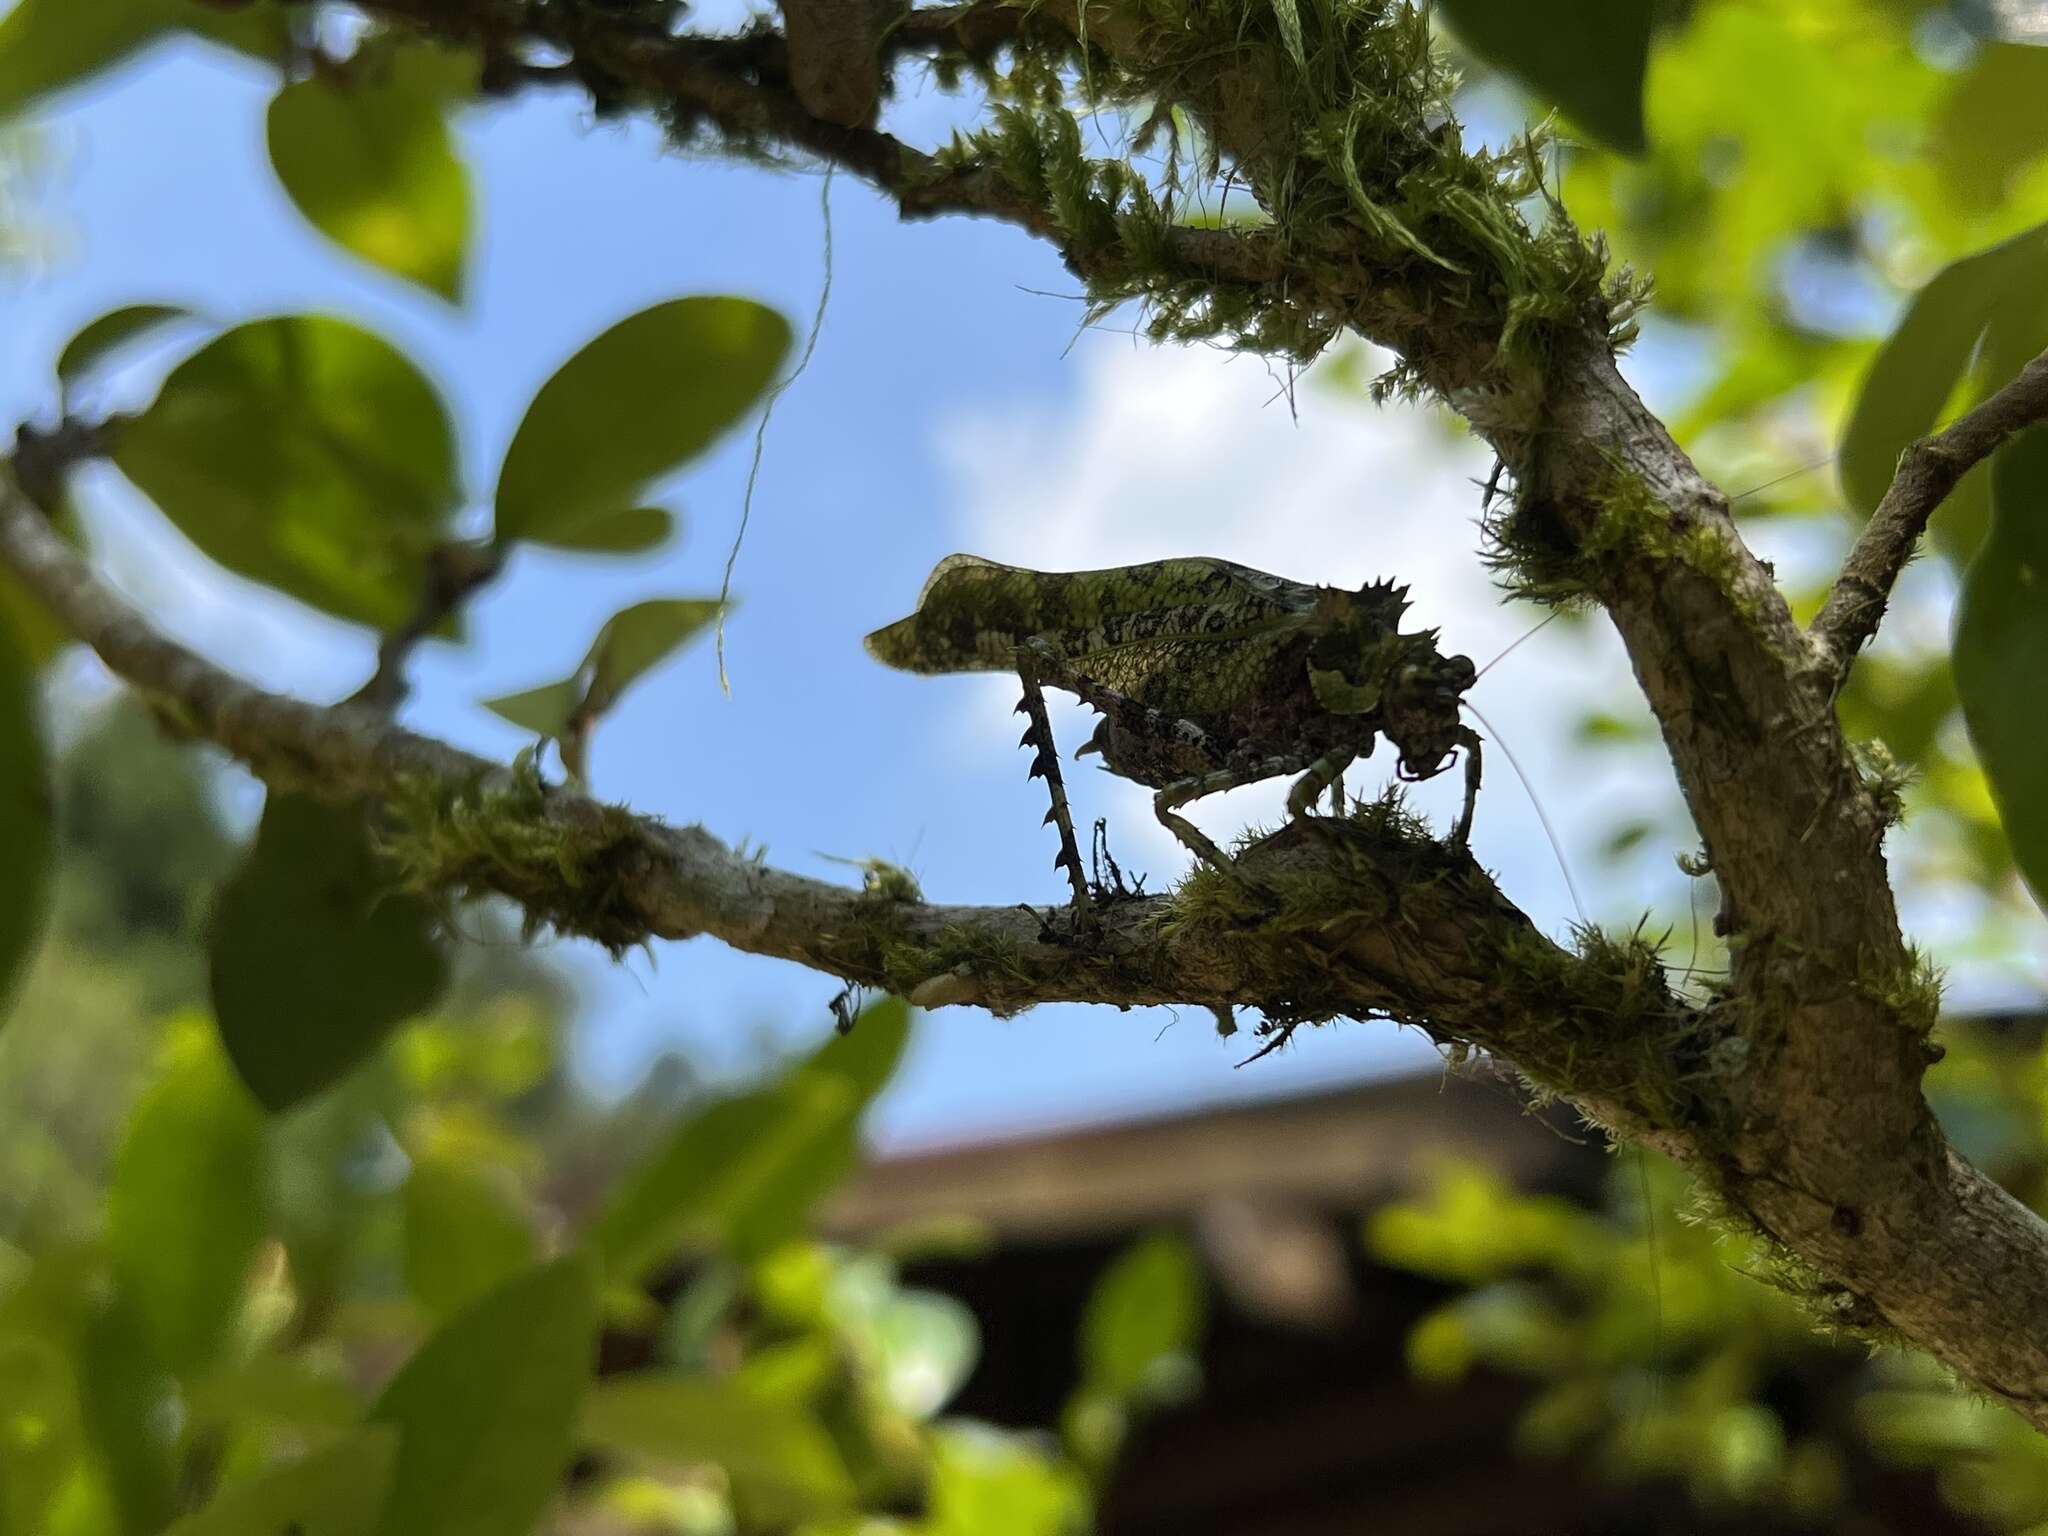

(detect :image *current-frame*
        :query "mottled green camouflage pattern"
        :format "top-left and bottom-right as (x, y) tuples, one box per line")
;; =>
(867, 554), (1481, 865)
(865, 555), (1322, 718)
(868, 555), (1466, 757)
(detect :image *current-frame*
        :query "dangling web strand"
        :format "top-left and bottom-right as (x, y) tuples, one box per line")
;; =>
(718, 165), (835, 693)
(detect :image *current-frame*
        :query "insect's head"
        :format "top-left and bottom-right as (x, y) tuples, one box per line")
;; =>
(1306, 580), (1475, 779)
(1383, 648), (1477, 780)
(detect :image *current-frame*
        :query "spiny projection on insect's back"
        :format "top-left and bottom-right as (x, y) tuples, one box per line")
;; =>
(869, 555), (1485, 908)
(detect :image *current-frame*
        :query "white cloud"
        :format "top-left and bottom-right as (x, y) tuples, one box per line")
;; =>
(938, 339), (1671, 933)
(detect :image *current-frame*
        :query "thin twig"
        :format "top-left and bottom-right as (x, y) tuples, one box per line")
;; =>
(1812, 346), (2048, 680)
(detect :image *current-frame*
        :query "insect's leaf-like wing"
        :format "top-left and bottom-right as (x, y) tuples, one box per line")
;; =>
(866, 555), (1316, 678)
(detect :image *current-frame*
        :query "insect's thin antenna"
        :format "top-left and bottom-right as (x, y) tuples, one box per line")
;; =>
(1729, 455), (1834, 503)
(1475, 610), (1561, 681)
(1461, 698), (1587, 926)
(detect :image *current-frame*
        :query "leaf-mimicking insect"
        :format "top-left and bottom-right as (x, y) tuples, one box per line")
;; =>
(867, 555), (1484, 906)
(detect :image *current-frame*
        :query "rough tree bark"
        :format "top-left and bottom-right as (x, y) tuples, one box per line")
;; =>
(10, 0), (2048, 1428)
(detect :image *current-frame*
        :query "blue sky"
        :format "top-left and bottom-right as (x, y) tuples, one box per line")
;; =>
(0, 22), (1896, 1148)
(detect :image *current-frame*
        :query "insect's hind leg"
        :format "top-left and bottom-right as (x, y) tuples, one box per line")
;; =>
(1157, 754), (1314, 874)
(1013, 644), (1092, 910)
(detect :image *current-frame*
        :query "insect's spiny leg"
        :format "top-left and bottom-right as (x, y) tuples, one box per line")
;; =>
(1284, 752), (1355, 820)
(1014, 648), (1091, 910)
(1022, 643), (1223, 765)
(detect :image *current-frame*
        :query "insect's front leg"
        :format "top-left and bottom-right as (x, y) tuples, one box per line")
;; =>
(1157, 754), (1315, 873)
(1453, 725), (1483, 848)
(1013, 641), (1092, 911)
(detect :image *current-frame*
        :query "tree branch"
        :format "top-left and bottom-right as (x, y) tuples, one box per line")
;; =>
(352, 537), (505, 711)
(359, 0), (1285, 290)
(1812, 346), (2048, 681)
(0, 471), (1698, 1126)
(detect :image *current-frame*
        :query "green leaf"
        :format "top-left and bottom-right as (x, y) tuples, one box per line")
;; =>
(210, 793), (448, 1112)
(494, 297), (790, 544)
(591, 998), (910, 1280)
(581, 1373), (857, 1520)
(542, 504), (676, 554)
(266, 46), (473, 302)
(480, 677), (585, 740)
(107, 1020), (268, 1374)
(76, 1287), (180, 1536)
(56, 303), (193, 388)
(0, 0), (286, 120)
(161, 1427), (398, 1536)
(1956, 424), (2048, 918)
(185, 1351), (365, 1430)
(371, 1255), (598, 1536)
(1932, 43), (2048, 214)
(114, 315), (461, 628)
(403, 1154), (539, 1316)
(1080, 1230), (1206, 1402)
(586, 598), (723, 712)
(924, 1424), (1089, 1536)
(1438, 0), (1654, 156)
(841, 1280), (979, 1420)
(482, 597), (723, 742)
(0, 609), (52, 1019)
(1839, 222), (2048, 558)
(0, 494), (85, 672)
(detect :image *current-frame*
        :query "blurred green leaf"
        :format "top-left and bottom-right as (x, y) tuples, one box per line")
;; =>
(162, 1426), (398, 1536)
(1932, 44), (2048, 214)
(56, 303), (193, 388)
(403, 1154), (538, 1316)
(482, 597), (722, 743)
(1838, 222), (2048, 559)
(0, 496), (85, 672)
(266, 46), (472, 301)
(0, 608), (52, 1019)
(1439, 0), (1654, 155)
(581, 1372), (858, 1520)
(542, 504), (676, 555)
(0, 1249), (98, 1536)
(863, 1287), (979, 1421)
(0, 0), (286, 120)
(479, 677), (585, 740)
(106, 1021), (267, 1374)
(1080, 1230), (1205, 1403)
(925, 1424), (1089, 1536)
(186, 1351), (366, 1431)
(114, 315), (461, 628)
(591, 998), (911, 1279)
(76, 1287), (179, 1536)
(494, 297), (790, 544)
(1955, 425), (2048, 917)
(210, 794), (448, 1112)
(371, 1255), (598, 1536)
(0, 567), (66, 670)
(587, 599), (723, 712)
